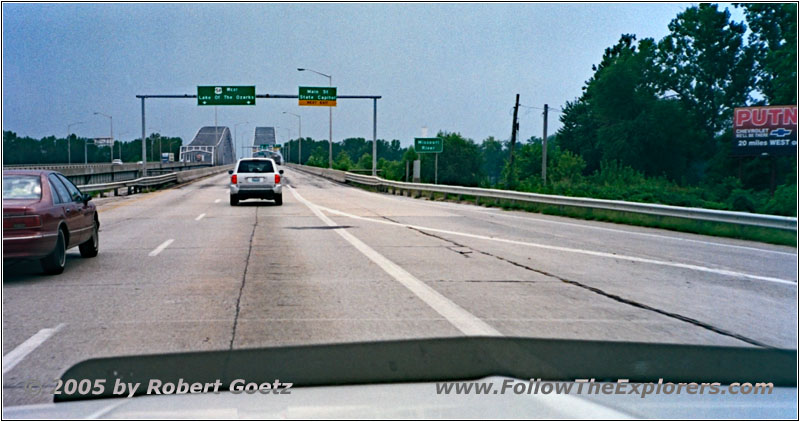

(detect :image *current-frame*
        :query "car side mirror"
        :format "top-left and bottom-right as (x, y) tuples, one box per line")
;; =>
(82, 193), (92, 204)
(228, 170), (233, 175)
(279, 170), (284, 175)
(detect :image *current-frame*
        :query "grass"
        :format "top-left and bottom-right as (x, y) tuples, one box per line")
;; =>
(349, 182), (796, 246)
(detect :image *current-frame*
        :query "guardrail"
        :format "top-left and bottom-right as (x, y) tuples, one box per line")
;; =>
(287, 164), (797, 231)
(77, 165), (234, 196)
(4, 162), (211, 186)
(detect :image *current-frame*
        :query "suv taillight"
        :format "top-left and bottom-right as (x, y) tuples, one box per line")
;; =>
(275, 174), (281, 184)
(3, 215), (42, 230)
(231, 174), (237, 184)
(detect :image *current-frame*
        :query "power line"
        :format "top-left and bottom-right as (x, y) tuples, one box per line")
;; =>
(519, 104), (564, 113)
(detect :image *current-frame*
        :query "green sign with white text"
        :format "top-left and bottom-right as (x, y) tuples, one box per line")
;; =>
(197, 86), (256, 106)
(299, 86), (337, 106)
(415, 137), (443, 153)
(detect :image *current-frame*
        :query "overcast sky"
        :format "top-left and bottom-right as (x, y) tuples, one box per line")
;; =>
(2, 2), (744, 152)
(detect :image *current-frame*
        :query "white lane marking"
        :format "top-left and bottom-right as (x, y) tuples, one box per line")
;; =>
(289, 187), (500, 336)
(312, 203), (796, 286)
(3, 324), (65, 373)
(148, 239), (174, 257)
(195, 213), (206, 221)
(343, 182), (796, 257)
(215, 199), (221, 203)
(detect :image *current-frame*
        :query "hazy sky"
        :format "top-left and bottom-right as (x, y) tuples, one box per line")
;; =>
(2, 2), (744, 151)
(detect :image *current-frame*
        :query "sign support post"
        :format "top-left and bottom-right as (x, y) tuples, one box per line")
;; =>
(136, 91), (380, 172)
(414, 137), (443, 184)
(435, 153), (438, 185)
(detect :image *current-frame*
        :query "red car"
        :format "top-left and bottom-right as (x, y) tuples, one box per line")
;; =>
(3, 170), (99, 274)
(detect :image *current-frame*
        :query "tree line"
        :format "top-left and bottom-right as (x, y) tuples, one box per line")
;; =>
(3, 131), (184, 164)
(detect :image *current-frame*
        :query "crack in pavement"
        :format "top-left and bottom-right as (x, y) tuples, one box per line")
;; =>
(384, 216), (774, 349)
(229, 206), (259, 350)
(438, 279), (544, 284)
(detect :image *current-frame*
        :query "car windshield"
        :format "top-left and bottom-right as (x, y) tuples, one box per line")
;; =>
(2, 175), (41, 199)
(237, 160), (274, 173)
(1, 2), (797, 419)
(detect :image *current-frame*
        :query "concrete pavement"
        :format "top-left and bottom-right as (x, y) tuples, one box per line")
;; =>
(3, 168), (796, 406)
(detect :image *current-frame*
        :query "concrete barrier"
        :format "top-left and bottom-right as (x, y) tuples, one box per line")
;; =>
(176, 165), (234, 183)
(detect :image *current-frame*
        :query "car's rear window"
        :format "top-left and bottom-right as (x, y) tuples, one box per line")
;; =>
(3, 175), (42, 199)
(237, 160), (274, 173)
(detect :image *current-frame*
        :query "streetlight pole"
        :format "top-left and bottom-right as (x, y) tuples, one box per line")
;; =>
(148, 127), (160, 163)
(283, 112), (301, 164)
(93, 112), (113, 163)
(117, 131), (129, 163)
(281, 127), (290, 163)
(234, 121), (250, 161)
(67, 121), (84, 165)
(298, 68), (332, 168)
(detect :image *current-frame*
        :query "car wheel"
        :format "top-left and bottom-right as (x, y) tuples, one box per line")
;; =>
(230, 194), (239, 206)
(41, 229), (66, 275)
(274, 194), (283, 206)
(79, 220), (99, 258)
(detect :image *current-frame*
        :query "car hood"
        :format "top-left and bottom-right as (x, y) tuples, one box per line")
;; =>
(3, 337), (797, 418)
(5, 375), (796, 419)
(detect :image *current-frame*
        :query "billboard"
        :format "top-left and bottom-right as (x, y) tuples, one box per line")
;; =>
(93, 137), (114, 147)
(732, 105), (797, 156)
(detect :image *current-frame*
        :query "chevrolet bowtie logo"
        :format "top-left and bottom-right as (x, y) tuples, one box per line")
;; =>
(770, 128), (792, 137)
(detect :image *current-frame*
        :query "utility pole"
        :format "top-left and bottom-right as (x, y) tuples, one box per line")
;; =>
(508, 94), (520, 181)
(542, 104), (549, 184)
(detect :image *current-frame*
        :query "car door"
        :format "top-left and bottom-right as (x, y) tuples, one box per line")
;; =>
(56, 174), (94, 245)
(47, 174), (86, 247)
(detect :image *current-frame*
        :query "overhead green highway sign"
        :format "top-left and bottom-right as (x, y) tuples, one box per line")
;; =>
(197, 86), (256, 106)
(299, 86), (337, 106)
(414, 137), (443, 153)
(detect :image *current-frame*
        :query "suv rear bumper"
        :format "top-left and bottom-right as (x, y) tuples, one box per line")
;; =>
(230, 184), (282, 198)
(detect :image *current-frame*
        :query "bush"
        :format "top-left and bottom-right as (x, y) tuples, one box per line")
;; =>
(356, 153), (372, 170)
(761, 184), (798, 216)
(333, 150), (353, 171)
(726, 188), (758, 213)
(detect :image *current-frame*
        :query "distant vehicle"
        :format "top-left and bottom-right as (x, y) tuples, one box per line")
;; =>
(229, 158), (283, 206)
(161, 152), (174, 163)
(112, 159), (123, 165)
(253, 150), (283, 165)
(3, 170), (99, 274)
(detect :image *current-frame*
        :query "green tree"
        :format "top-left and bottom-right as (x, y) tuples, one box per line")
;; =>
(333, 150), (353, 171)
(356, 153), (372, 170)
(656, 4), (755, 135)
(306, 146), (328, 168)
(420, 132), (483, 186)
(480, 136), (505, 185)
(737, 3), (797, 104)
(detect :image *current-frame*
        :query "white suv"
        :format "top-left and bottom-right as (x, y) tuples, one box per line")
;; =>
(228, 158), (283, 206)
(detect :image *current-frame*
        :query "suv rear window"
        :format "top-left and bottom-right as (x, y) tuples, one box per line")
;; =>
(237, 160), (274, 173)
(3, 175), (42, 200)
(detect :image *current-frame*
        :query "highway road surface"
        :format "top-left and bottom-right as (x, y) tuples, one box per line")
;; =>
(3, 167), (797, 406)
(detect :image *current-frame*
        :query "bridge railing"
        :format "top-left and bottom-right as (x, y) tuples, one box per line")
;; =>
(3, 162), (211, 186)
(287, 163), (797, 232)
(75, 164), (234, 196)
